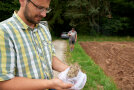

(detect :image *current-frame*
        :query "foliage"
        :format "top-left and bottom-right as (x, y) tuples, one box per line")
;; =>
(45, 0), (71, 36)
(110, 0), (134, 17)
(110, 0), (134, 36)
(62, 0), (134, 36)
(0, 0), (134, 36)
(64, 0), (111, 36)
(100, 17), (130, 36)
(0, 0), (19, 21)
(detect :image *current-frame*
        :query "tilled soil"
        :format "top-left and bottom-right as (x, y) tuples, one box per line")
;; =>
(79, 42), (134, 90)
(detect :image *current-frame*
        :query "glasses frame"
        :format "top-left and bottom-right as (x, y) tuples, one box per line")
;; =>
(28, 0), (51, 13)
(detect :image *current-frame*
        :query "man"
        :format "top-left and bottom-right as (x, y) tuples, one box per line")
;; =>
(68, 28), (77, 51)
(0, 0), (73, 89)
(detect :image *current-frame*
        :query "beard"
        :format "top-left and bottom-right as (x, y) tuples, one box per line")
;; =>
(24, 4), (43, 24)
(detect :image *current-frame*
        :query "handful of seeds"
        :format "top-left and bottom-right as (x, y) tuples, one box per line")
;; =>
(67, 63), (80, 78)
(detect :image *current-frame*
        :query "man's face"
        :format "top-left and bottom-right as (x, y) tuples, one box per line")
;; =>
(72, 29), (75, 32)
(24, 0), (50, 24)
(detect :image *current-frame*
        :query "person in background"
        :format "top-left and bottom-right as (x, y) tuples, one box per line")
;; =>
(0, 0), (73, 90)
(68, 28), (77, 51)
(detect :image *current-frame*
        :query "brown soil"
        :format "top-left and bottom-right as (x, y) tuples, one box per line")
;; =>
(79, 42), (134, 90)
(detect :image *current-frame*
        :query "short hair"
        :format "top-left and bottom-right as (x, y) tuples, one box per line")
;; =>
(72, 28), (75, 30)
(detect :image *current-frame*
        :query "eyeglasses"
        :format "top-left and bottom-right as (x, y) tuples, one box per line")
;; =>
(28, 0), (51, 13)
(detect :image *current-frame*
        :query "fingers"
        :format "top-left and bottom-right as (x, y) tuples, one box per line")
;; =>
(51, 79), (73, 89)
(59, 80), (74, 89)
(62, 83), (73, 89)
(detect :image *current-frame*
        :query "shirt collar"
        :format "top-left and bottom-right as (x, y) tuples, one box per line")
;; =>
(12, 11), (40, 31)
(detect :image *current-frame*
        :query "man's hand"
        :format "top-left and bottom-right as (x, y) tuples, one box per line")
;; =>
(68, 33), (71, 36)
(0, 77), (73, 90)
(49, 78), (73, 89)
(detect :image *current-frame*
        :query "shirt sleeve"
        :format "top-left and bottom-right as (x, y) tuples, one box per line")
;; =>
(68, 31), (71, 34)
(0, 30), (15, 81)
(51, 43), (56, 56)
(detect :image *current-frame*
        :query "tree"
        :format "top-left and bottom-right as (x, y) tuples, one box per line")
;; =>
(63, 0), (112, 35)
(103, 0), (134, 36)
(45, 0), (69, 36)
(0, 0), (19, 21)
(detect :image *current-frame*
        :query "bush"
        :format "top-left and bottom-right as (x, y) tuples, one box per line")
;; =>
(100, 17), (130, 36)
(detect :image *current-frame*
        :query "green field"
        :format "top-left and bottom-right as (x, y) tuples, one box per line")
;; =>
(78, 35), (134, 42)
(65, 36), (134, 90)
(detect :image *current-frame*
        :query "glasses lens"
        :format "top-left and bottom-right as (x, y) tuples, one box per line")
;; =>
(46, 8), (52, 13)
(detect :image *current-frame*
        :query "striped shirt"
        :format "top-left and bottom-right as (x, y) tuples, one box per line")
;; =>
(0, 11), (55, 81)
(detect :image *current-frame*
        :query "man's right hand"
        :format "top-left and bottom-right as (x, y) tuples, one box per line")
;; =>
(0, 77), (73, 90)
(49, 78), (73, 89)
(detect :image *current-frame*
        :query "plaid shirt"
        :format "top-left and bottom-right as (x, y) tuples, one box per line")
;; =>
(0, 11), (55, 81)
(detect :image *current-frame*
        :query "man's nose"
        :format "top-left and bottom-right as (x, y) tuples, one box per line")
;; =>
(40, 11), (46, 17)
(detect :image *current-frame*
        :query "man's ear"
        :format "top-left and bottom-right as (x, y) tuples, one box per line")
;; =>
(19, 0), (26, 7)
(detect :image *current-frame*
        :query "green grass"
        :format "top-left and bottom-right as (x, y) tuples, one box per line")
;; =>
(78, 35), (134, 42)
(66, 41), (119, 90)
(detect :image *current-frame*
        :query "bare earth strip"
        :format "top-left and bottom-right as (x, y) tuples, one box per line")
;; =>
(52, 40), (68, 78)
(80, 42), (134, 90)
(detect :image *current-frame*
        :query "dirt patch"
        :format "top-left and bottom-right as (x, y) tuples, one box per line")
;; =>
(79, 42), (134, 90)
